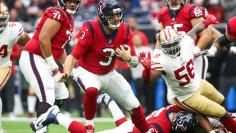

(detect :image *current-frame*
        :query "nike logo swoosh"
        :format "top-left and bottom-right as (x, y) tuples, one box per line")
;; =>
(36, 119), (43, 127)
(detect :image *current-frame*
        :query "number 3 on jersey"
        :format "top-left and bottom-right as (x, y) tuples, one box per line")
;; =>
(99, 48), (115, 66)
(0, 45), (8, 58)
(174, 60), (195, 87)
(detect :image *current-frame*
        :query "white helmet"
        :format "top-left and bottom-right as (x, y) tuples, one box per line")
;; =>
(158, 28), (181, 58)
(0, 3), (9, 33)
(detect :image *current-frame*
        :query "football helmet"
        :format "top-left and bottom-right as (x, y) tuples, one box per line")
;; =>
(0, 3), (9, 33)
(172, 111), (198, 133)
(97, 0), (123, 30)
(57, 0), (80, 15)
(158, 28), (181, 58)
(166, 0), (188, 11)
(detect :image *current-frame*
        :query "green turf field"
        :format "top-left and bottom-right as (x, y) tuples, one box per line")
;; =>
(2, 121), (116, 133)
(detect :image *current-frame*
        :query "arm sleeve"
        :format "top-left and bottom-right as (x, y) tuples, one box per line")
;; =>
(217, 34), (232, 49)
(45, 8), (65, 22)
(189, 6), (204, 19)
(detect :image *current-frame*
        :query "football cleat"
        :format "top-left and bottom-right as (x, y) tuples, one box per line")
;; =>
(85, 124), (95, 133)
(31, 105), (60, 132)
(97, 93), (113, 106)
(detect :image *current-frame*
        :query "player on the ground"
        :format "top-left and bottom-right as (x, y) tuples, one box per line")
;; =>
(19, 0), (80, 132)
(31, 93), (228, 133)
(0, 2), (30, 132)
(157, 0), (212, 79)
(59, 0), (153, 132)
(204, 16), (236, 56)
(139, 27), (236, 132)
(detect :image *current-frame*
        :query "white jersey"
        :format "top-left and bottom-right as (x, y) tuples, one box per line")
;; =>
(151, 35), (200, 102)
(0, 22), (24, 68)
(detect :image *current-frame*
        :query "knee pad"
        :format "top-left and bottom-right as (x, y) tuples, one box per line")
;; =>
(85, 88), (98, 98)
(36, 102), (51, 117)
(55, 99), (67, 108)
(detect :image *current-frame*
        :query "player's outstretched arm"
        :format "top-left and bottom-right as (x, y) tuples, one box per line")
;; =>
(61, 55), (77, 82)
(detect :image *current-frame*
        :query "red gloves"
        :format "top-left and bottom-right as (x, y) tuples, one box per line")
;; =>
(139, 52), (151, 69)
(203, 14), (219, 27)
(139, 52), (151, 79)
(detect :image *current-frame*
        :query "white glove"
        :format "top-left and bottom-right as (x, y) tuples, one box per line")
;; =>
(193, 46), (202, 57)
(203, 46), (217, 57)
(53, 72), (63, 83)
(230, 46), (236, 55)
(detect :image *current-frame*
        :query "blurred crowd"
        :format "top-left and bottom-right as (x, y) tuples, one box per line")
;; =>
(2, 0), (236, 119)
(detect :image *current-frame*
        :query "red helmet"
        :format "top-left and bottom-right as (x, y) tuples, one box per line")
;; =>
(226, 16), (236, 37)
(0, 3), (9, 33)
(166, 0), (188, 11)
(57, 0), (80, 15)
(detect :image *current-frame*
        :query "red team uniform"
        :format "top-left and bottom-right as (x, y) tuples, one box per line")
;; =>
(158, 3), (204, 35)
(72, 20), (136, 74)
(24, 6), (74, 60)
(141, 105), (182, 133)
(20, 6), (73, 105)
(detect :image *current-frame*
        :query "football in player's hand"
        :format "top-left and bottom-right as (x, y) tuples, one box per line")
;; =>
(116, 44), (131, 61)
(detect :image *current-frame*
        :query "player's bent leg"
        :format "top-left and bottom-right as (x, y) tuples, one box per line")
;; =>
(181, 94), (226, 117)
(97, 93), (127, 126)
(106, 71), (150, 133)
(199, 79), (225, 104)
(0, 66), (11, 90)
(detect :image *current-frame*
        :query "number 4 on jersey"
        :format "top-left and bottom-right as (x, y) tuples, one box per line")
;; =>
(0, 45), (8, 58)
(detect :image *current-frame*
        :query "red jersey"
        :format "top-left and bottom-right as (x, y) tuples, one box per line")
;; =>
(145, 105), (183, 133)
(71, 20), (136, 75)
(158, 4), (204, 35)
(226, 16), (236, 38)
(24, 6), (74, 60)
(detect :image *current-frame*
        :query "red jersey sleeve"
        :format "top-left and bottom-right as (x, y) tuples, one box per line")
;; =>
(189, 6), (204, 19)
(45, 7), (66, 22)
(71, 22), (93, 59)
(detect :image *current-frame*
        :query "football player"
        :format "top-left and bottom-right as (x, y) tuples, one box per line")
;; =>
(204, 16), (236, 56)
(0, 2), (30, 132)
(31, 93), (228, 133)
(59, 0), (153, 132)
(19, 0), (80, 132)
(157, 0), (212, 79)
(139, 28), (236, 132)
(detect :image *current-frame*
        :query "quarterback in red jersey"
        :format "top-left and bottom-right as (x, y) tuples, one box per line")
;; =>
(60, 0), (152, 132)
(157, 0), (212, 79)
(19, 0), (80, 132)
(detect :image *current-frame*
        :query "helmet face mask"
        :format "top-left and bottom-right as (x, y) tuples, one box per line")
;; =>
(98, 0), (123, 30)
(172, 111), (198, 133)
(166, 0), (187, 11)
(158, 28), (181, 58)
(0, 3), (9, 33)
(57, 0), (80, 15)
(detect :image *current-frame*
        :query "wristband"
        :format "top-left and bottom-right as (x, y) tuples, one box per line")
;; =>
(45, 56), (58, 70)
(128, 56), (138, 68)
